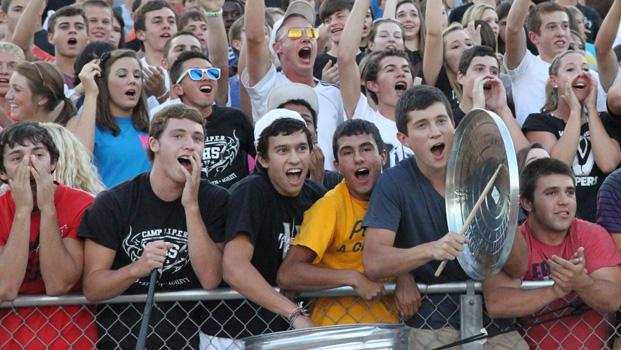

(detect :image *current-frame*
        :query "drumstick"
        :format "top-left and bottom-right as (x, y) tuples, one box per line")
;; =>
(434, 164), (503, 277)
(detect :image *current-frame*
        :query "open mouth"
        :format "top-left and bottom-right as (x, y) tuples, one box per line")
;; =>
(286, 168), (303, 181)
(430, 143), (445, 157)
(178, 155), (192, 172)
(161, 33), (172, 39)
(298, 47), (312, 60)
(573, 82), (587, 89)
(354, 167), (370, 179)
(199, 85), (213, 94)
(554, 39), (566, 47)
(483, 82), (492, 91)
(0, 78), (9, 84)
(68, 37), (77, 45)
(395, 82), (408, 91)
(125, 89), (137, 97)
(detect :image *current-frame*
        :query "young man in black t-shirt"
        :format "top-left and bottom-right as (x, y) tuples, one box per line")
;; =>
(222, 112), (326, 336)
(78, 104), (229, 350)
(170, 51), (255, 189)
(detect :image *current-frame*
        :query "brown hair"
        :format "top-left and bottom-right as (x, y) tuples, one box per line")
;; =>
(148, 104), (204, 160)
(14, 62), (76, 125)
(361, 48), (412, 105)
(526, 2), (569, 35)
(48, 5), (88, 35)
(95, 49), (149, 135)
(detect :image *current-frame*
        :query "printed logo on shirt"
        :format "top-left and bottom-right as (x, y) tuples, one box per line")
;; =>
(278, 221), (300, 259)
(336, 219), (365, 253)
(573, 130), (594, 177)
(386, 143), (414, 169)
(122, 226), (190, 275)
(530, 261), (551, 280)
(202, 131), (240, 177)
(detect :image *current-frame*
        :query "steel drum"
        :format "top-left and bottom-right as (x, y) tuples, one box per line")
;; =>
(243, 323), (409, 350)
(445, 109), (519, 280)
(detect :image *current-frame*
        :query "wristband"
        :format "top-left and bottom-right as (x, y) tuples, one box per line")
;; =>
(287, 302), (310, 324)
(204, 8), (223, 17)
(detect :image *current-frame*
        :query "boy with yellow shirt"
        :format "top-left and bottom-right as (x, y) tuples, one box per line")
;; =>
(277, 119), (417, 326)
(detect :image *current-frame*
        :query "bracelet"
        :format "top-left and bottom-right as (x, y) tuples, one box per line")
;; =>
(287, 302), (310, 324)
(204, 8), (223, 17)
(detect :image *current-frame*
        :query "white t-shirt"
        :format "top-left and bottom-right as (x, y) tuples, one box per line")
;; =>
(149, 97), (182, 120)
(353, 95), (413, 168)
(506, 50), (607, 125)
(241, 65), (346, 170)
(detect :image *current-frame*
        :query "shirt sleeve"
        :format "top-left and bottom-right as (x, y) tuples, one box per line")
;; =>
(65, 192), (95, 240)
(597, 170), (621, 233)
(293, 195), (338, 263)
(225, 179), (265, 245)
(77, 191), (123, 250)
(362, 173), (402, 232)
(240, 64), (277, 122)
(200, 184), (229, 244)
(581, 223), (621, 273)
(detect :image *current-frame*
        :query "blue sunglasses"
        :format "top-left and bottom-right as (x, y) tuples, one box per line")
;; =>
(176, 67), (221, 84)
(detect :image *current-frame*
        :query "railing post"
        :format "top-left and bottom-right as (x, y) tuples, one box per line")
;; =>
(460, 280), (483, 350)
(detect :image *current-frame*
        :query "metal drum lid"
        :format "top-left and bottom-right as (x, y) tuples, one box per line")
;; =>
(445, 109), (519, 280)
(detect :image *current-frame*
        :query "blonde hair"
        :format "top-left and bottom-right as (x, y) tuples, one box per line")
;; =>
(40, 123), (105, 194)
(462, 4), (498, 51)
(541, 50), (585, 113)
(443, 22), (465, 100)
(0, 42), (25, 61)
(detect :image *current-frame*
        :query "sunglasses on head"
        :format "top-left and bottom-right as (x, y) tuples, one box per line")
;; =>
(176, 67), (221, 84)
(280, 27), (319, 40)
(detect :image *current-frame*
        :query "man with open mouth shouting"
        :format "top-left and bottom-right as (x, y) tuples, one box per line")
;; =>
(223, 109), (326, 336)
(242, 0), (346, 171)
(79, 104), (228, 350)
(362, 85), (529, 349)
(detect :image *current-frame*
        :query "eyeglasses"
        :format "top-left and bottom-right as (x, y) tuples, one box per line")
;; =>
(175, 67), (221, 84)
(280, 27), (319, 40)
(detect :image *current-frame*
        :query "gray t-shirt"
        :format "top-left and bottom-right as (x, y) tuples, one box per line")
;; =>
(363, 157), (467, 329)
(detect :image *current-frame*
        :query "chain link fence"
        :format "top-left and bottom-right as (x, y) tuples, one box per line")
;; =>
(1, 282), (619, 349)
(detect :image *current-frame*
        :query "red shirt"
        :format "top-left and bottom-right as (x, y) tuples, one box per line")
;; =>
(519, 219), (621, 350)
(0, 184), (96, 350)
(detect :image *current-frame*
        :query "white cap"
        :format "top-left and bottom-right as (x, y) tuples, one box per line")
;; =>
(274, 0), (316, 36)
(267, 83), (319, 117)
(254, 108), (307, 143)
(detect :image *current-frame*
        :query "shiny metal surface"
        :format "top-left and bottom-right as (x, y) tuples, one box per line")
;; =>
(445, 109), (519, 280)
(243, 323), (409, 350)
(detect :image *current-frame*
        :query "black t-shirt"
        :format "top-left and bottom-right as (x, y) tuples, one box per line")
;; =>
(78, 173), (229, 349)
(220, 169), (325, 337)
(313, 52), (365, 80)
(407, 50), (423, 78)
(448, 3), (473, 24)
(425, 66), (459, 111)
(203, 105), (255, 189)
(452, 105), (466, 127)
(522, 112), (620, 222)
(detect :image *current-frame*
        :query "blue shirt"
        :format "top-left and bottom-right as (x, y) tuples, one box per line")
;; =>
(94, 117), (151, 188)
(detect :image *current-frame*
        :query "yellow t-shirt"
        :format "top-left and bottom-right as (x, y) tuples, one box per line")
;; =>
(293, 181), (399, 326)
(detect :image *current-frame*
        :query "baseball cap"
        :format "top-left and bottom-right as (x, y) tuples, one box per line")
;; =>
(254, 108), (307, 143)
(267, 83), (319, 117)
(274, 0), (316, 37)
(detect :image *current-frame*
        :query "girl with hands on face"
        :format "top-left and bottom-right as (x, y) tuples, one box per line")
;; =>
(522, 50), (621, 222)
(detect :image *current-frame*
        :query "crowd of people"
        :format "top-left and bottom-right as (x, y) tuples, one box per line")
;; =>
(1, 0), (621, 349)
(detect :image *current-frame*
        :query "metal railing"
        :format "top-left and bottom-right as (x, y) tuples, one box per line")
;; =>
(1, 281), (617, 350)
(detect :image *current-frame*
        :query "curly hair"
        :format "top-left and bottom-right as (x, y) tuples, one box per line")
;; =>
(40, 123), (104, 194)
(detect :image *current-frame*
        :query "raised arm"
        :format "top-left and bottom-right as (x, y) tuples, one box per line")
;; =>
(223, 234), (314, 328)
(11, 0), (44, 58)
(35, 163), (84, 296)
(382, 0), (398, 19)
(203, 0), (230, 106)
(585, 78), (621, 173)
(422, 0), (443, 86)
(595, 0), (621, 91)
(243, 0), (272, 86)
(504, 0), (529, 70)
(0, 161), (32, 301)
(67, 61), (100, 152)
(182, 152), (223, 289)
(338, 0), (369, 118)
